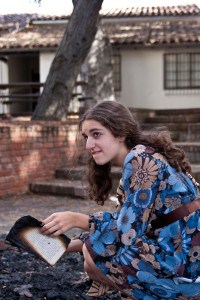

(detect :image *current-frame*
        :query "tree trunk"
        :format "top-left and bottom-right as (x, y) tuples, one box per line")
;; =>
(32, 0), (103, 120)
(81, 27), (115, 110)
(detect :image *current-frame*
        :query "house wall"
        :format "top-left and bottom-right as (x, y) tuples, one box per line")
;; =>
(0, 120), (78, 198)
(8, 55), (39, 114)
(0, 60), (8, 84)
(9, 56), (27, 113)
(39, 48), (200, 110)
(119, 48), (200, 110)
(0, 59), (8, 114)
(40, 52), (54, 83)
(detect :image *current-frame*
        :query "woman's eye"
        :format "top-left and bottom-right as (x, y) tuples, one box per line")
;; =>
(82, 135), (88, 142)
(93, 132), (101, 138)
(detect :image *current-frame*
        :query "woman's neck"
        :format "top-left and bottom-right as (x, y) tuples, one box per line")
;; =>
(112, 145), (130, 167)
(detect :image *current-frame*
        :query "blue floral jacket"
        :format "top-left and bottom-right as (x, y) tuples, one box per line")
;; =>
(85, 145), (200, 299)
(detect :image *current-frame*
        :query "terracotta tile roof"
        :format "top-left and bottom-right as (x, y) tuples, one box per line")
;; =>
(32, 4), (200, 20)
(0, 24), (64, 49)
(104, 21), (200, 46)
(0, 5), (200, 50)
(0, 13), (38, 31)
(101, 4), (200, 18)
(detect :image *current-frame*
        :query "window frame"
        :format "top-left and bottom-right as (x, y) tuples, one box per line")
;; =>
(113, 54), (121, 92)
(164, 52), (200, 90)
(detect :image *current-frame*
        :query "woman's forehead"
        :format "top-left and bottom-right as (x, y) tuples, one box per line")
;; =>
(81, 120), (105, 134)
(82, 119), (102, 129)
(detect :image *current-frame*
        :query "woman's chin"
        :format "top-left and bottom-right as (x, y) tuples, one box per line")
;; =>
(93, 157), (108, 165)
(94, 160), (106, 165)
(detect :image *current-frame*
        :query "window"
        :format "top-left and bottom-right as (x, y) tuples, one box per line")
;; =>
(113, 54), (121, 92)
(164, 53), (200, 90)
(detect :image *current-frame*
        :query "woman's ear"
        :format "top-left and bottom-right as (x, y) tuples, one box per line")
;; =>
(118, 136), (125, 142)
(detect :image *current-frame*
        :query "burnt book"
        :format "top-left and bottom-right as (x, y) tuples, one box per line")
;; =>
(5, 215), (71, 266)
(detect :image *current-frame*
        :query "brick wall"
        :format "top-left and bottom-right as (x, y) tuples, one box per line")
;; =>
(0, 119), (78, 198)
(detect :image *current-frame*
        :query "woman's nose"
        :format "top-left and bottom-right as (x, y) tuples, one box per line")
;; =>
(85, 137), (95, 150)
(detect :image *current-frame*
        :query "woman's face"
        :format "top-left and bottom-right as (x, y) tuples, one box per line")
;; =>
(81, 119), (128, 166)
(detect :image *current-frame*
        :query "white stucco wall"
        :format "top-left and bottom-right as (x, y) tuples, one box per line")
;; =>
(119, 48), (200, 110)
(0, 59), (8, 83)
(39, 49), (200, 110)
(40, 52), (55, 83)
(0, 59), (9, 114)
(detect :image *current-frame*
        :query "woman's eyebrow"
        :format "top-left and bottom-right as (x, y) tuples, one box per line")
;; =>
(82, 128), (103, 136)
(89, 128), (102, 133)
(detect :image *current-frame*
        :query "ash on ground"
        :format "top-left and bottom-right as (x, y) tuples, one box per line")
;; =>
(0, 244), (121, 300)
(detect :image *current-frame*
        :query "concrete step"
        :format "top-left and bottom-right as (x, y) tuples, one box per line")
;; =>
(56, 166), (122, 193)
(145, 114), (200, 124)
(56, 164), (200, 181)
(191, 164), (200, 183)
(30, 166), (122, 198)
(30, 163), (199, 199)
(154, 108), (200, 116)
(141, 123), (200, 142)
(56, 166), (86, 180)
(30, 179), (86, 198)
(56, 166), (122, 179)
(175, 142), (200, 164)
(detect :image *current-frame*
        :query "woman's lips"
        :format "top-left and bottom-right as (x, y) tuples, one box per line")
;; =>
(91, 150), (101, 156)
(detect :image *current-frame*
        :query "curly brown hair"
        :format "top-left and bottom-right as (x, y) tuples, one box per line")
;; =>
(78, 101), (191, 205)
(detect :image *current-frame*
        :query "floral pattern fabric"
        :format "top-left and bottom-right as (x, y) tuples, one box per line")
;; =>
(85, 145), (200, 299)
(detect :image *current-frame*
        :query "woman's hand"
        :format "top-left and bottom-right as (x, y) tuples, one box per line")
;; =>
(40, 211), (89, 236)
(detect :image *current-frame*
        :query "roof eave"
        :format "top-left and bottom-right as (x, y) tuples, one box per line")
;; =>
(112, 42), (200, 49)
(102, 15), (200, 24)
(0, 46), (58, 53)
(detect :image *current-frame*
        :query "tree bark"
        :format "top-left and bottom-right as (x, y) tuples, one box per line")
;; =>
(32, 0), (103, 120)
(81, 27), (115, 107)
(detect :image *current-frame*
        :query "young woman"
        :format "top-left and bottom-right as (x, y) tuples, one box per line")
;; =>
(41, 101), (200, 299)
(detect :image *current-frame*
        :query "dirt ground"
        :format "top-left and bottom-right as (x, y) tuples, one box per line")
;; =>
(1, 245), (121, 299)
(0, 193), (116, 238)
(0, 193), (120, 299)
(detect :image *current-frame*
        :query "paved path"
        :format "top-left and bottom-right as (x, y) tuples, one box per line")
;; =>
(0, 193), (116, 239)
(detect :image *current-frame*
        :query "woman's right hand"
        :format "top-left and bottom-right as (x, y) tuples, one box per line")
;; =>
(40, 211), (89, 236)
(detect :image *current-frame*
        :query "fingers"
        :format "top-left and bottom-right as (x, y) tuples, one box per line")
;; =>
(40, 222), (55, 235)
(40, 214), (60, 235)
(41, 224), (62, 236)
(39, 211), (73, 236)
(42, 214), (55, 225)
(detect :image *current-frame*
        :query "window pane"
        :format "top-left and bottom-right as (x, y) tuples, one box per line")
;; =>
(177, 54), (190, 88)
(165, 54), (176, 88)
(113, 55), (121, 91)
(191, 54), (200, 87)
(164, 52), (200, 89)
